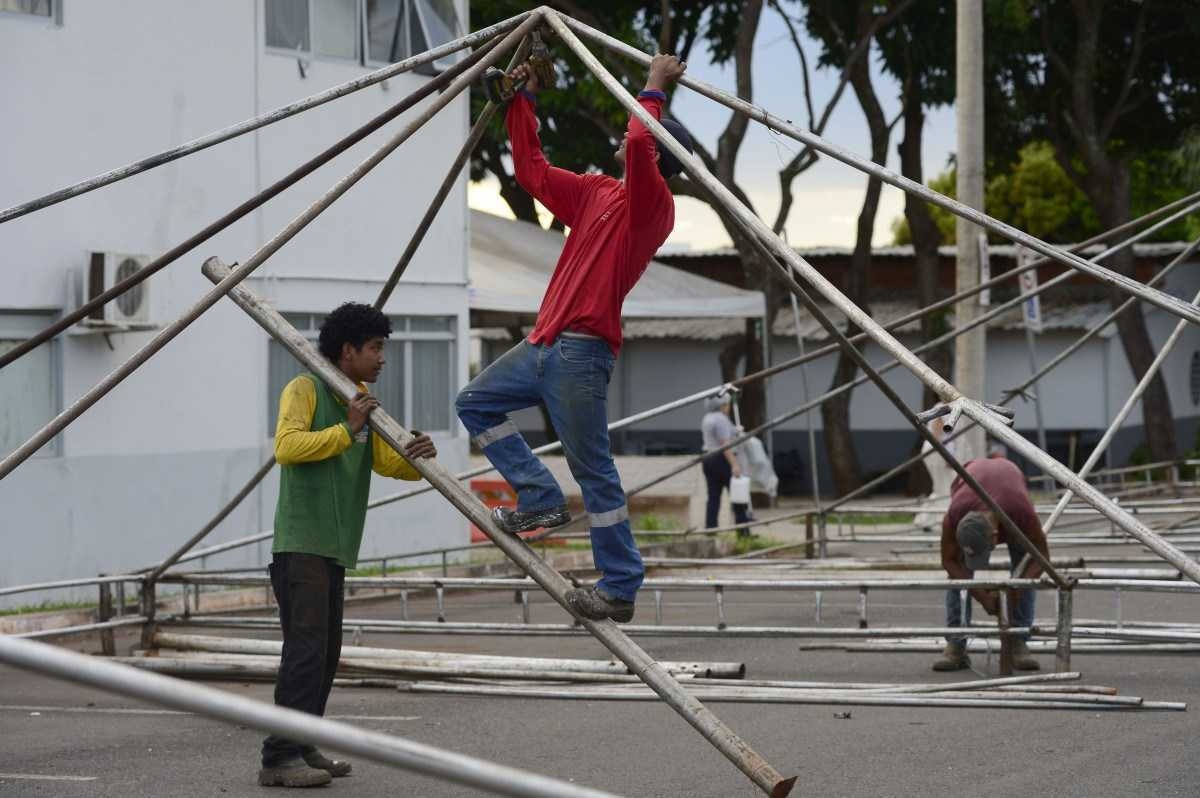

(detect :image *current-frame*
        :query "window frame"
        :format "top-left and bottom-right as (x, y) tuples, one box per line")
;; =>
(263, 0), (363, 67)
(263, 0), (462, 71)
(266, 312), (457, 438)
(0, 309), (63, 459)
(0, 0), (62, 25)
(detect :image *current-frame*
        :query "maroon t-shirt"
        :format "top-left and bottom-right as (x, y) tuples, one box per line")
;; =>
(943, 458), (1039, 543)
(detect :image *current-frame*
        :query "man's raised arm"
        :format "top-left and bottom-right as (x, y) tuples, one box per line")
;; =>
(505, 63), (587, 227)
(624, 54), (685, 232)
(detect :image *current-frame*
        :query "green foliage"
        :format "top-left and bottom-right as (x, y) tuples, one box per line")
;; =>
(891, 143), (1200, 245)
(0, 600), (95, 617)
(633, 513), (679, 531)
(731, 534), (777, 555)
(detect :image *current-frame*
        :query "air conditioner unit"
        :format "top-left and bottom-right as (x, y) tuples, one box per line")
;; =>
(76, 252), (155, 330)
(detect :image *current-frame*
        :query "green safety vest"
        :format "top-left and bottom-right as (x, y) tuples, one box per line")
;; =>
(273, 374), (372, 569)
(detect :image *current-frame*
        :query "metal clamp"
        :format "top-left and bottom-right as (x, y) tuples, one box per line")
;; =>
(917, 398), (1014, 434)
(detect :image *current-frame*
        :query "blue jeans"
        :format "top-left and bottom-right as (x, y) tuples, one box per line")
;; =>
(945, 541), (1036, 646)
(455, 337), (644, 601)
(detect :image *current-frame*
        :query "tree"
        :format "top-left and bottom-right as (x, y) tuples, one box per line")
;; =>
(891, 144), (1197, 246)
(985, 0), (1200, 463)
(875, 0), (955, 495)
(803, 0), (914, 494)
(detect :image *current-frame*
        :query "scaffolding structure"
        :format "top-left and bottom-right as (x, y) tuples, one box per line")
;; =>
(3, 6), (1200, 796)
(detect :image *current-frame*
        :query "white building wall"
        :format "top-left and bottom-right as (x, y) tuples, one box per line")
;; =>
(0, 0), (472, 606)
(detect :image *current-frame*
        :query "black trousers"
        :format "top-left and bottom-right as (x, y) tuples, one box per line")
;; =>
(702, 452), (750, 530)
(261, 552), (345, 767)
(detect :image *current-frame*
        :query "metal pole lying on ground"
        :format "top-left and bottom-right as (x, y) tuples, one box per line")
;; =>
(201, 258), (795, 798)
(557, 15), (1200, 328)
(0, 636), (620, 798)
(0, 18), (534, 481)
(0, 12), (534, 225)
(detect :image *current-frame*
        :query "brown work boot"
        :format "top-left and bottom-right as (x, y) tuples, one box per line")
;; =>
(931, 643), (971, 672)
(257, 758), (332, 788)
(1010, 639), (1041, 671)
(302, 747), (352, 778)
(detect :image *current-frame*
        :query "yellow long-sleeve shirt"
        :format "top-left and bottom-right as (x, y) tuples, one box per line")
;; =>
(274, 375), (421, 480)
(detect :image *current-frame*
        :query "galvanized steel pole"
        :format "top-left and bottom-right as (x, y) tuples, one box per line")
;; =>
(0, 12), (534, 224)
(200, 258), (795, 798)
(0, 636), (620, 798)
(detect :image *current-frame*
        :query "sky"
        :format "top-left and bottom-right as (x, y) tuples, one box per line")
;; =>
(468, 7), (958, 252)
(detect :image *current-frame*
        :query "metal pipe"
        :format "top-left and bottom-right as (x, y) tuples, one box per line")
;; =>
(548, 10), (1066, 588)
(1041, 283), (1200, 535)
(152, 632), (746, 678)
(0, 12), (534, 224)
(165, 615), (1034, 640)
(558, 15), (1200, 328)
(400, 681), (1179, 711)
(0, 35), (504, 374)
(199, 258), (795, 797)
(0, 573), (140, 598)
(0, 21), (532, 480)
(0, 636), (620, 798)
(15, 616), (149, 639)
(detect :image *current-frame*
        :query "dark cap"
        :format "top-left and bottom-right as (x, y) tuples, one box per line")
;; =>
(956, 511), (994, 571)
(656, 118), (694, 180)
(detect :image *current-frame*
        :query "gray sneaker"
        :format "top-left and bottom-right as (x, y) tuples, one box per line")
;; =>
(257, 758), (332, 788)
(565, 586), (635, 623)
(302, 747), (352, 777)
(493, 505), (571, 534)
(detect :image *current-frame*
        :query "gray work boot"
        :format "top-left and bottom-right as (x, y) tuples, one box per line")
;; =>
(257, 758), (332, 788)
(1010, 638), (1041, 671)
(493, 505), (571, 534)
(565, 586), (635, 623)
(302, 747), (352, 777)
(931, 643), (971, 672)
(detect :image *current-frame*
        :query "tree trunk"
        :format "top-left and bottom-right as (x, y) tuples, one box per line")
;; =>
(820, 6), (890, 496)
(899, 94), (949, 495)
(1083, 163), (1178, 463)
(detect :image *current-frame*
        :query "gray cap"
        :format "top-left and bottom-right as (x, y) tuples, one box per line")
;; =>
(956, 512), (994, 571)
(704, 395), (730, 413)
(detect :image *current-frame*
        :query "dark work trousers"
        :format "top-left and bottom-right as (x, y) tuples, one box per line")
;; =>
(701, 451), (750, 531)
(261, 552), (345, 767)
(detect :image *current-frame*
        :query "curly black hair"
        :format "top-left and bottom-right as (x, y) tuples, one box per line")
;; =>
(317, 302), (392, 362)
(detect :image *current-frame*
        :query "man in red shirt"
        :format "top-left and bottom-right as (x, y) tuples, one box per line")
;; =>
(934, 456), (1050, 672)
(456, 53), (690, 622)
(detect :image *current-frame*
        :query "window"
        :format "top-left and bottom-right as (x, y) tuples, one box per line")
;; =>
(1191, 351), (1200, 407)
(266, 0), (462, 69)
(267, 313), (457, 435)
(0, 0), (51, 17)
(0, 312), (59, 458)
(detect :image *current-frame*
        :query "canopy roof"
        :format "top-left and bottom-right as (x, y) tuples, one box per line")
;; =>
(468, 210), (765, 326)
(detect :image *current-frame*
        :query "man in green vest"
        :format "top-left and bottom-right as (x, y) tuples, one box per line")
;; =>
(258, 302), (436, 788)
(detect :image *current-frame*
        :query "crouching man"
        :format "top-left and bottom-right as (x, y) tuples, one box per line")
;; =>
(935, 456), (1049, 672)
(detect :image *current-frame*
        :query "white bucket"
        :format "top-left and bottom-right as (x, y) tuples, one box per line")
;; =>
(729, 475), (752, 504)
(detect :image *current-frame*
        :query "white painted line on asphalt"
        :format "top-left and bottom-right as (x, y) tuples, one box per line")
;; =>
(0, 704), (420, 722)
(0, 773), (98, 782)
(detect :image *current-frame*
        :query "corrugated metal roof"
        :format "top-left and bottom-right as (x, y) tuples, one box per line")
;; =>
(469, 210), (765, 318)
(659, 241), (1194, 260)
(617, 299), (1116, 342)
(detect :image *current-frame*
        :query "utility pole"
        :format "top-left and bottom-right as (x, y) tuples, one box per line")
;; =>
(954, 0), (986, 461)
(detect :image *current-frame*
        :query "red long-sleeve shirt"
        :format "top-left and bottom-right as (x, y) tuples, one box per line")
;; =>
(506, 91), (675, 356)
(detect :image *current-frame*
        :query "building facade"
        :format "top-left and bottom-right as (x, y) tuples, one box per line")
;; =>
(0, 0), (473, 605)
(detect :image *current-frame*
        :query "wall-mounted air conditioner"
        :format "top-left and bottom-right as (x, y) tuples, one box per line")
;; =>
(73, 252), (156, 331)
